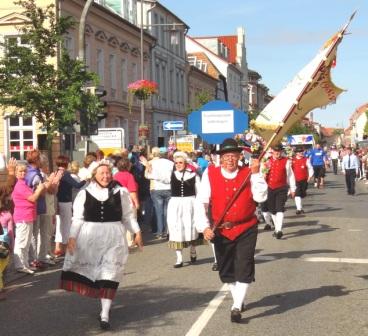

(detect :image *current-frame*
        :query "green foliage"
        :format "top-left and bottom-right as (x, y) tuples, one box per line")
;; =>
(187, 89), (213, 114)
(287, 121), (320, 143)
(0, 0), (100, 146)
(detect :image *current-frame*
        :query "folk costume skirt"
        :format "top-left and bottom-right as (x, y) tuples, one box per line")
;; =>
(60, 220), (128, 299)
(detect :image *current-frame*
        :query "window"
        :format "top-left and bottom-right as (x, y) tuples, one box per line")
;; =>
(97, 49), (104, 84)
(64, 35), (75, 58)
(8, 116), (36, 160)
(109, 54), (116, 97)
(121, 58), (127, 100)
(132, 62), (138, 81)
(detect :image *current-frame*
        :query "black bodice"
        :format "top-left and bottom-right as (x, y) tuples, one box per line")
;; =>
(84, 189), (122, 222)
(170, 171), (196, 197)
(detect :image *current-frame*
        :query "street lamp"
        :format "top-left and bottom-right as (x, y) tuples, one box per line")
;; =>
(139, 0), (186, 146)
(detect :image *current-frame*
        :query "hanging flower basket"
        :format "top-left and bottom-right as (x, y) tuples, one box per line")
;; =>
(127, 79), (158, 113)
(128, 79), (158, 100)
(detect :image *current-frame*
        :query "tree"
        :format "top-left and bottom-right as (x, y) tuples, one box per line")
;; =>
(287, 121), (320, 144)
(364, 110), (368, 137)
(187, 89), (213, 114)
(0, 0), (101, 164)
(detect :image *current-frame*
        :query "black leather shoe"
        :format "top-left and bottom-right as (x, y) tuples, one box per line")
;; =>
(212, 263), (218, 271)
(241, 303), (246, 312)
(296, 210), (301, 215)
(275, 231), (283, 239)
(264, 224), (272, 230)
(100, 320), (110, 330)
(174, 262), (183, 268)
(231, 308), (241, 323)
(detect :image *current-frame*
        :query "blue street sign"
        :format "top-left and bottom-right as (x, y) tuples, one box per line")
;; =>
(163, 120), (184, 131)
(188, 100), (248, 144)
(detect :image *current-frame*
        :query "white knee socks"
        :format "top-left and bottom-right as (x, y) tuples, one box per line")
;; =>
(275, 212), (284, 232)
(100, 298), (112, 322)
(295, 196), (302, 210)
(262, 212), (272, 226)
(229, 282), (249, 310)
(210, 243), (217, 263)
(175, 249), (183, 264)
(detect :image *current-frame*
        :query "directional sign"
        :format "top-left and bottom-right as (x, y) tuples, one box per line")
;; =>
(188, 100), (248, 144)
(163, 120), (184, 131)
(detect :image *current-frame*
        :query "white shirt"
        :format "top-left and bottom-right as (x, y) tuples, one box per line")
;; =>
(341, 154), (359, 174)
(0, 153), (5, 171)
(145, 158), (174, 190)
(194, 168), (268, 232)
(330, 150), (340, 160)
(69, 182), (140, 239)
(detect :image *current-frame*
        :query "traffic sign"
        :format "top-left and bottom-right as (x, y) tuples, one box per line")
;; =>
(188, 100), (248, 144)
(163, 120), (184, 131)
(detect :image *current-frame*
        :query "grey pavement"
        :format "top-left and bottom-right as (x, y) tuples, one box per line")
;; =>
(1, 171), (368, 336)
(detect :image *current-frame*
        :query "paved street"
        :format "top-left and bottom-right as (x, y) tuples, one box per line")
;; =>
(1, 171), (368, 336)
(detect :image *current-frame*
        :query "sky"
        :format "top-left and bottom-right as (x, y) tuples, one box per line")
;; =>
(159, 0), (368, 128)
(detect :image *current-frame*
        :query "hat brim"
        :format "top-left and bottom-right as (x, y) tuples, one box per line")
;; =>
(217, 147), (243, 155)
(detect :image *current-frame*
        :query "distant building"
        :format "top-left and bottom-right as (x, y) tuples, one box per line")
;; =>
(347, 103), (368, 145)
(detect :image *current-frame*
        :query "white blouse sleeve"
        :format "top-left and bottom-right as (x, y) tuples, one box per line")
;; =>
(250, 172), (268, 203)
(286, 160), (296, 192)
(194, 169), (211, 232)
(120, 188), (141, 234)
(69, 190), (87, 239)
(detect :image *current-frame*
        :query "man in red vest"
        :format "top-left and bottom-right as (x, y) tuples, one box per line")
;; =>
(261, 144), (296, 239)
(195, 138), (267, 323)
(292, 147), (313, 214)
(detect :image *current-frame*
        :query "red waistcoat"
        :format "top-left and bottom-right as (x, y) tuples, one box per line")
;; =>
(292, 157), (308, 182)
(266, 157), (288, 190)
(208, 165), (257, 241)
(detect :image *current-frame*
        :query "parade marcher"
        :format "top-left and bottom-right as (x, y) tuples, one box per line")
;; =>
(341, 146), (360, 195)
(292, 147), (314, 214)
(261, 144), (296, 238)
(60, 161), (143, 330)
(308, 143), (328, 188)
(195, 138), (268, 323)
(330, 145), (340, 175)
(167, 152), (201, 268)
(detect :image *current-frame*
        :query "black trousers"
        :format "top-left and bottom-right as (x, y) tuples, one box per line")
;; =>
(345, 169), (356, 195)
(295, 180), (308, 198)
(261, 186), (288, 214)
(214, 225), (258, 283)
(332, 159), (338, 175)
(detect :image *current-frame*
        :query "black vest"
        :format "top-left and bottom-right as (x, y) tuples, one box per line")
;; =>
(170, 171), (196, 197)
(84, 189), (122, 222)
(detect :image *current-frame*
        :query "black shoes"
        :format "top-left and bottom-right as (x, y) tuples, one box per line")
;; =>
(273, 231), (283, 239)
(231, 308), (241, 323)
(264, 224), (272, 231)
(98, 316), (110, 330)
(212, 262), (218, 271)
(173, 262), (183, 268)
(296, 209), (305, 215)
(241, 303), (246, 312)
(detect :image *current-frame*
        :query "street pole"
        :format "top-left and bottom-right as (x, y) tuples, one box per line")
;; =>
(78, 0), (94, 155)
(140, 0), (145, 146)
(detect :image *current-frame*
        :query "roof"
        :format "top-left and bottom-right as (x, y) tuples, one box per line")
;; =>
(187, 52), (221, 79)
(218, 35), (237, 64)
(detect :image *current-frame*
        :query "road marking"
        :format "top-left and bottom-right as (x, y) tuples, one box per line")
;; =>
(305, 257), (368, 264)
(185, 284), (228, 336)
(348, 229), (363, 232)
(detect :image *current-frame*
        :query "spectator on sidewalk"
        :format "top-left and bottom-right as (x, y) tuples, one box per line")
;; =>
(12, 163), (45, 274)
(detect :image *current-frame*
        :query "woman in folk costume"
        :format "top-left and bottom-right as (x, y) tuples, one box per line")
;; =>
(167, 151), (201, 268)
(60, 161), (143, 330)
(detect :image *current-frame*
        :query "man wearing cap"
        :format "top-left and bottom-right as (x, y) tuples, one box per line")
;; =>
(261, 144), (296, 238)
(292, 147), (314, 214)
(341, 146), (360, 195)
(195, 138), (268, 323)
